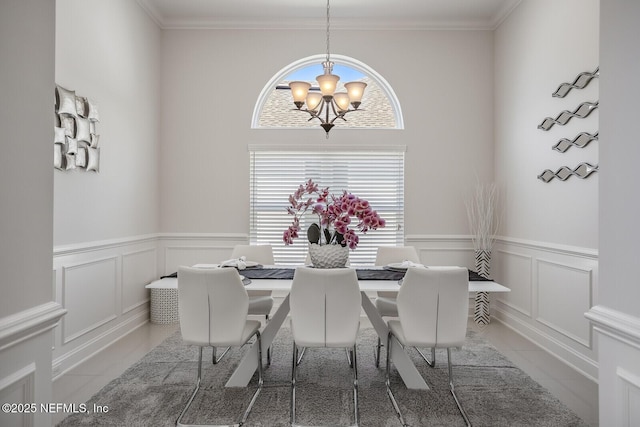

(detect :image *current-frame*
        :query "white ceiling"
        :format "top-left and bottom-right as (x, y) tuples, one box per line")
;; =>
(136, 0), (523, 30)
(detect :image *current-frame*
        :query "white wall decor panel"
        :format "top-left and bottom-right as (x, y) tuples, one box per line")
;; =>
(62, 257), (118, 344)
(122, 248), (157, 314)
(493, 249), (532, 316)
(537, 259), (592, 347)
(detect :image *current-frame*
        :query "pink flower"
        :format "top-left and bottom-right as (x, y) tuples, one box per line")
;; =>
(283, 179), (385, 249)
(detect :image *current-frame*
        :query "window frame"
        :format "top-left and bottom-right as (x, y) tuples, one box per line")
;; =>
(249, 144), (406, 266)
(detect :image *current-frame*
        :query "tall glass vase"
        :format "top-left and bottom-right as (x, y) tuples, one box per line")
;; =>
(474, 249), (491, 325)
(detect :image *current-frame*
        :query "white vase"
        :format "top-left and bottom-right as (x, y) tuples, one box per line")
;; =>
(308, 243), (349, 268)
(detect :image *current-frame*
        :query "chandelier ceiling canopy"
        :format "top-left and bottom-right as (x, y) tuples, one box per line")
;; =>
(288, 0), (367, 137)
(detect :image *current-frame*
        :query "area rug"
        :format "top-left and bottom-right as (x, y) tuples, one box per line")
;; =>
(57, 327), (587, 426)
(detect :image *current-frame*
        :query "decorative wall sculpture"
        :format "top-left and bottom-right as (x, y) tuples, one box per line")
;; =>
(54, 85), (100, 172)
(537, 162), (599, 182)
(537, 67), (599, 182)
(552, 67), (599, 98)
(537, 101), (599, 131)
(552, 131), (599, 153)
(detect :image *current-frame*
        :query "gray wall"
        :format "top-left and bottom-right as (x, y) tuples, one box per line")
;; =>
(159, 29), (495, 236)
(0, 0), (55, 318)
(54, 0), (161, 246)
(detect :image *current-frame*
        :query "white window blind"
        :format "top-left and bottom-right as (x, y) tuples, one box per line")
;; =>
(249, 146), (405, 266)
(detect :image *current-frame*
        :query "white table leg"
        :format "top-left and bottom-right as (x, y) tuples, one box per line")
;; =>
(225, 294), (290, 387)
(360, 293), (429, 390)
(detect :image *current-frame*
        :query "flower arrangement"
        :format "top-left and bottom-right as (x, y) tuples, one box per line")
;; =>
(283, 179), (385, 250)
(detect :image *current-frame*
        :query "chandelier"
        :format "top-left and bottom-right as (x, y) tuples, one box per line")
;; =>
(288, 0), (367, 136)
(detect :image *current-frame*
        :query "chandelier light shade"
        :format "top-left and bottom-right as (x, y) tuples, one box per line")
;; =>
(288, 0), (367, 136)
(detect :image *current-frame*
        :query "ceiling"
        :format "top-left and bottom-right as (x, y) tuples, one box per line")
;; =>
(136, 0), (523, 30)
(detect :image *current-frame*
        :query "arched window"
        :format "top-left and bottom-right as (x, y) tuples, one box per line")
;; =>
(252, 54), (404, 130)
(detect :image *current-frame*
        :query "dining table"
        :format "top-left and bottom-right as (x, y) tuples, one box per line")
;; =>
(185, 264), (511, 390)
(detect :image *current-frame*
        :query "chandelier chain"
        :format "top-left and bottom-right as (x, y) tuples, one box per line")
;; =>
(325, 0), (331, 62)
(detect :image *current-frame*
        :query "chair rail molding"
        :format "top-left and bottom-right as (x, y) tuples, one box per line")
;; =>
(585, 305), (640, 350)
(0, 302), (67, 352)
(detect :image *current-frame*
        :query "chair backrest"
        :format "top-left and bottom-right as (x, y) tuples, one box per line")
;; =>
(178, 266), (249, 346)
(290, 267), (361, 348)
(396, 267), (469, 348)
(231, 244), (274, 265)
(375, 246), (420, 266)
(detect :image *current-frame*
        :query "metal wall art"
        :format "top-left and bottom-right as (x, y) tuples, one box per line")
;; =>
(537, 67), (599, 183)
(537, 162), (598, 182)
(552, 131), (598, 153)
(537, 101), (598, 131)
(54, 84), (100, 172)
(552, 67), (599, 98)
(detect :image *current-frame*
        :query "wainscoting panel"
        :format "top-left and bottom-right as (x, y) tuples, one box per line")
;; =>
(418, 247), (475, 269)
(52, 235), (158, 379)
(618, 367), (640, 426)
(122, 248), (157, 314)
(586, 305), (640, 425)
(493, 249), (533, 317)
(0, 364), (35, 427)
(407, 235), (599, 381)
(158, 233), (248, 275)
(537, 258), (593, 348)
(62, 257), (118, 344)
(164, 246), (232, 274)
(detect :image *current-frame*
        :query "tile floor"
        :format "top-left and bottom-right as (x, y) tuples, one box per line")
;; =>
(52, 318), (598, 426)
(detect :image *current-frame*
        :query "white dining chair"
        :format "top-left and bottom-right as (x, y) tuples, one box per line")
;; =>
(289, 267), (361, 427)
(385, 267), (471, 427)
(372, 246), (436, 368)
(176, 266), (264, 427)
(230, 244), (275, 365)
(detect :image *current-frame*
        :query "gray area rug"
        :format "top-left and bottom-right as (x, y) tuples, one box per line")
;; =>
(57, 327), (587, 426)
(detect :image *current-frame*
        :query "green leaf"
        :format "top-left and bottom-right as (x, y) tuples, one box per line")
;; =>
(307, 223), (320, 244)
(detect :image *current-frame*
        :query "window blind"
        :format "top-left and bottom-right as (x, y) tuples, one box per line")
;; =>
(249, 147), (405, 266)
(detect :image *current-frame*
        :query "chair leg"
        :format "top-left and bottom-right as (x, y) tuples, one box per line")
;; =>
(375, 336), (382, 368)
(352, 344), (360, 426)
(447, 348), (472, 427)
(265, 314), (271, 367)
(176, 346), (204, 426)
(212, 346), (231, 364)
(385, 332), (408, 427)
(415, 347), (436, 367)
(290, 342), (298, 426)
(240, 331), (264, 426)
(296, 346), (306, 365)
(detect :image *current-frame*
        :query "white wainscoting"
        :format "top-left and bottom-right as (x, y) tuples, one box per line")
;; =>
(51, 233), (600, 387)
(52, 235), (159, 379)
(0, 302), (66, 427)
(586, 306), (640, 426)
(406, 235), (599, 382)
(51, 233), (249, 379)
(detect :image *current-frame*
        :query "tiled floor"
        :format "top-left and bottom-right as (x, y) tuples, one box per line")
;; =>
(52, 318), (598, 426)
